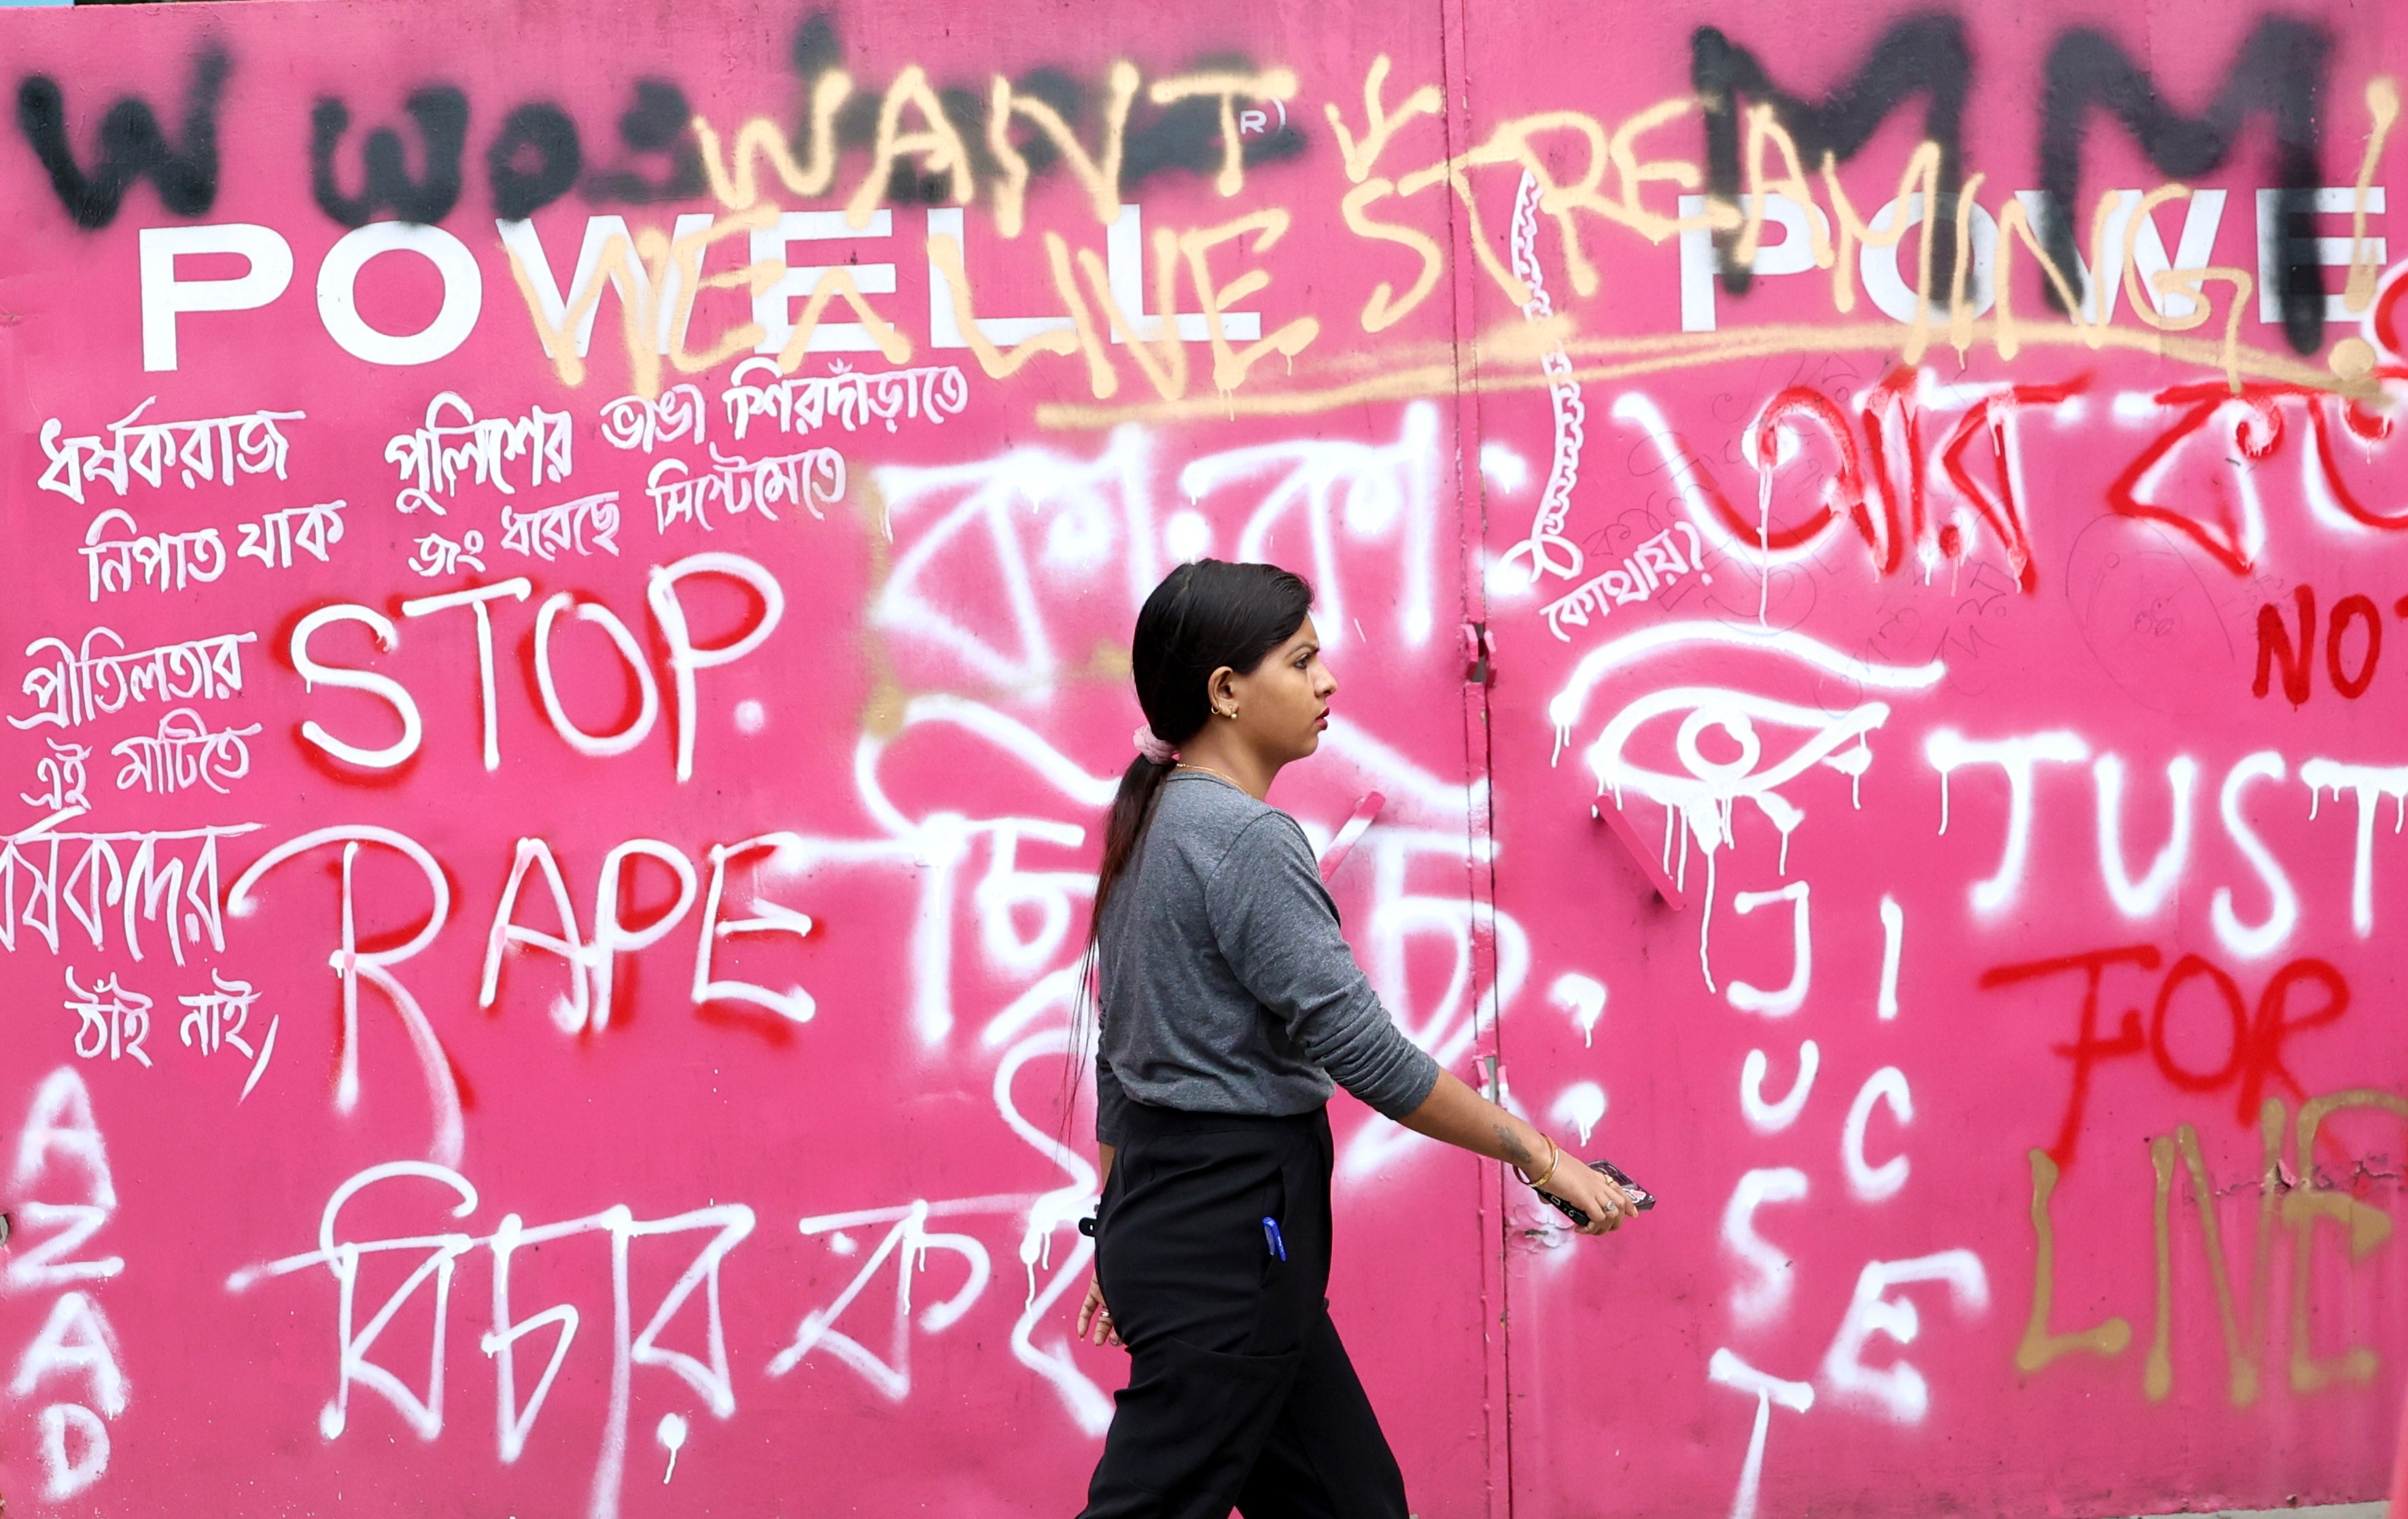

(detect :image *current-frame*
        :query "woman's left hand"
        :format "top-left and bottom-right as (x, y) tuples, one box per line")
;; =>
(1076, 1272), (1125, 1348)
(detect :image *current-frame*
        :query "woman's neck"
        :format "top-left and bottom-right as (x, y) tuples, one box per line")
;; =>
(1175, 729), (1279, 801)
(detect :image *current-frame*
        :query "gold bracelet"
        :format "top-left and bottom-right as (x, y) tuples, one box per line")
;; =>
(1518, 1134), (1561, 1191)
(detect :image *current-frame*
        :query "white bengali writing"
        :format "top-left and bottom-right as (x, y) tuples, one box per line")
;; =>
(385, 392), (572, 515)
(871, 403), (1444, 691)
(180, 967), (278, 1100)
(22, 739), (91, 812)
(110, 708), (260, 796)
(234, 500), (347, 571)
(406, 529), (487, 578)
(499, 491), (622, 562)
(722, 359), (968, 442)
(648, 447), (845, 534)
(600, 384), (709, 453)
(228, 1163), (755, 1519)
(52, 962), (271, 1090)
(79, 510), (226, 602)
(0, 824), (259, 964)
(37, 398), (302, 507)
(12, 627), (257, 732)
(65, 967), (152, 1068)
(177, 971), (260, 1058)
(1540, 525), (1711, 642)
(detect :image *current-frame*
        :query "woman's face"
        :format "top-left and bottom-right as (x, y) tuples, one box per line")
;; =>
(1218, 616), (1338, 764)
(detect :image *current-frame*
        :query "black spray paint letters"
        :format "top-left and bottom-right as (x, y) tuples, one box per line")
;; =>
(1692, 13), (2338, 355)
(581, 77), (708, 206)
(485, 101), (584, 222)
(311, 86), (470, 227)
(13, 10), (1305, 231)
(2036, 18), (2331, 355)
(1692, 15), (1972, 303)
(16, 46), (229, 230)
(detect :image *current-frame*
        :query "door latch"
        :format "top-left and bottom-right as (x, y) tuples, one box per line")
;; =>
(1461, 621), (1495, 685)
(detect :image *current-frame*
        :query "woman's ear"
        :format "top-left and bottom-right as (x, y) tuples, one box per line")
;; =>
(1206, 665), (1238, 718)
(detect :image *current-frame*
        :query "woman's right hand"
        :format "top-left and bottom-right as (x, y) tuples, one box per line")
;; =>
(1076, 1272), (1125, 1347)
(1537, 1155), (1637, 1236)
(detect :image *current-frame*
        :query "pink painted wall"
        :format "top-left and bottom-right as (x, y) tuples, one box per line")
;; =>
(0, 1), (2401, 1514)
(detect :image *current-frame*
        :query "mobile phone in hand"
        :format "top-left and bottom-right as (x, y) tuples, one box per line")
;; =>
(1537, 1158), (1657, 1227)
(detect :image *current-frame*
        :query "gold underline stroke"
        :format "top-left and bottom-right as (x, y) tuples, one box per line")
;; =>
(1033, 320), (2370, 429)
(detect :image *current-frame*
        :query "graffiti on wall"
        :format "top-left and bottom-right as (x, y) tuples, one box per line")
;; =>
(0, 1), (2400, 1516)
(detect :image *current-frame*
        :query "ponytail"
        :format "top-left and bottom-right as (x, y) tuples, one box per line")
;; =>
(1091, 751), (1178, 940)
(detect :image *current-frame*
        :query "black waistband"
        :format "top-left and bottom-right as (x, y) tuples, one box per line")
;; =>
(1112, 1098), (1329, 1142)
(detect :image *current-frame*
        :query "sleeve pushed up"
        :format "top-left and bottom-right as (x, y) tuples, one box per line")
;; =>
(1202, 814), (1441, 1121)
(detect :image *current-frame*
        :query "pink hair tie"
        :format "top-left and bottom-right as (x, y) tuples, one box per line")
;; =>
(1133, 726), (1176, 765)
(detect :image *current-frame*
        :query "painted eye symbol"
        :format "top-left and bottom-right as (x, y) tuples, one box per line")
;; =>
(1547, 623), (1947, 854)
(1584, 686), (1891, 848)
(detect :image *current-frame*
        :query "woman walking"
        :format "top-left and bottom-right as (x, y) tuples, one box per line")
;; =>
(1072, 559), (1637, 1518)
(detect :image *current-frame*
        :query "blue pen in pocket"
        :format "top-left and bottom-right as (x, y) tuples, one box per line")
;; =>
(1261, 1216), (1286, 1261)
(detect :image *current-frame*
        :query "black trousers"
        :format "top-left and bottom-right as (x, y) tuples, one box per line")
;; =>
(1078, 1101), (1410, 1519)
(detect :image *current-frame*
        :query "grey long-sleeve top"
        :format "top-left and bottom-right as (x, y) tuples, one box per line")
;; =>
(1092, 771), (1442, 1145)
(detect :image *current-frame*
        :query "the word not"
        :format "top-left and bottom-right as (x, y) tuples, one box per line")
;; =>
(2252, 585), (2408, 703)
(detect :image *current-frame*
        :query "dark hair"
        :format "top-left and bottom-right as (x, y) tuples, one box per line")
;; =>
(1063, 559), (1313, 1130)
(1093, 559), (1314, 932)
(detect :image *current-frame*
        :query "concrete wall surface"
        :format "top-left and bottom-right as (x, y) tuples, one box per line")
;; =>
(0, 1), (2401, 1514)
